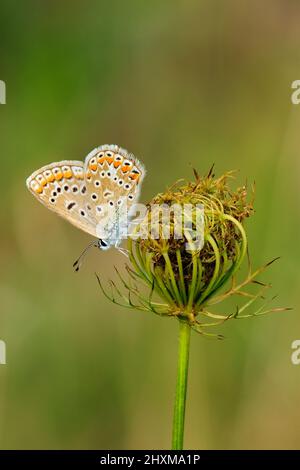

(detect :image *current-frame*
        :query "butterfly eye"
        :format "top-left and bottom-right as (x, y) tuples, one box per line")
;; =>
(128, 194), (134, 200)
(99, 239), (109, 249)
(91, 193), (98, 201)
(118, 179), (124, 186)
(72, 185), (79, 193)
(124, 184), (131, 190)
(106, 152), (113, 157)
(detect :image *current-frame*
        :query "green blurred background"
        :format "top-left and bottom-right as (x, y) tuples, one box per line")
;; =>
(0, 0), (299, 449)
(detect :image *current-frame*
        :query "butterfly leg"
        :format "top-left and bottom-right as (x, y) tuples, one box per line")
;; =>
(117, 246), (129, 257)
(73, 240), (98, 272)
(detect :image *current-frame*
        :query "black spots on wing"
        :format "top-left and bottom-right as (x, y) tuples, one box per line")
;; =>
(67, 202), (76, 210)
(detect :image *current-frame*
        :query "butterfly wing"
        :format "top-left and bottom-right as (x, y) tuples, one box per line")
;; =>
(26, 161), (98, 237)
(83, 145), (146, 240)
(26, 145), (146, 243)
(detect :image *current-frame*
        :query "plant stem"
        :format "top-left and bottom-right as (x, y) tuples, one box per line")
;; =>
(172, 320), (191, 450)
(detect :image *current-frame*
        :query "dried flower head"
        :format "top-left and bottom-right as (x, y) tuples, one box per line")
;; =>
(98, 168), (289, 339)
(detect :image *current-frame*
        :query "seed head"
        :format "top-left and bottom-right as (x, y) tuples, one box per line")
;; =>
(97, 169), (289, 338)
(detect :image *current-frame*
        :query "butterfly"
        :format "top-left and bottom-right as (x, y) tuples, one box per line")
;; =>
(26, 144), (146, 270)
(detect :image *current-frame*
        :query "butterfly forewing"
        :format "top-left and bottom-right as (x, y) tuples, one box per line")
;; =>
(26, 161), (98, 236)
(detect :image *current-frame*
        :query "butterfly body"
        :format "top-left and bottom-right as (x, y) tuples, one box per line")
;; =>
(26, 145), (145, 262)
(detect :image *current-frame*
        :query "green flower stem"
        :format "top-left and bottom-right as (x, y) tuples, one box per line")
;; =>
(172, 320), (191, 450)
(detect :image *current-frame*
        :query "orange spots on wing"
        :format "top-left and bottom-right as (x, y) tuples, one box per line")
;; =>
(53, 168), (63, 180)
(44, 171), (55, 183)
(62, 166), (72, 179)
(105, 156), (114, 165)
(30, 180), (43, 194)
(36, 174), (47, 186)
(113, 161), (122, 168)
(98, 156), (105, 165)
(89, 162), (98, 171)
(129, 173), (140, 181)
(121, 164), (133, 173)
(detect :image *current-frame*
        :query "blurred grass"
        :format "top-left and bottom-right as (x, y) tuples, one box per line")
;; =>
(0, 0), (300, 449)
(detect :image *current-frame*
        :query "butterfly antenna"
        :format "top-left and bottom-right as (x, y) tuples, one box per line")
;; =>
(73, 241), (98, 272)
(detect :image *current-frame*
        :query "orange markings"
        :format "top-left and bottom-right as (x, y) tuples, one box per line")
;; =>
(37, 174), (47, 186)
(44, 171), (55, 183)
(98, 156), (106, 165)
(62, 167), (72, 179)
(105, 156), (114, 165)
(53, 168), (63, 180)
(89, 162), (98, 171)
(129, 173), (140, 181)
(121, 164), (132, 173)
(30, 180), (43, 194)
